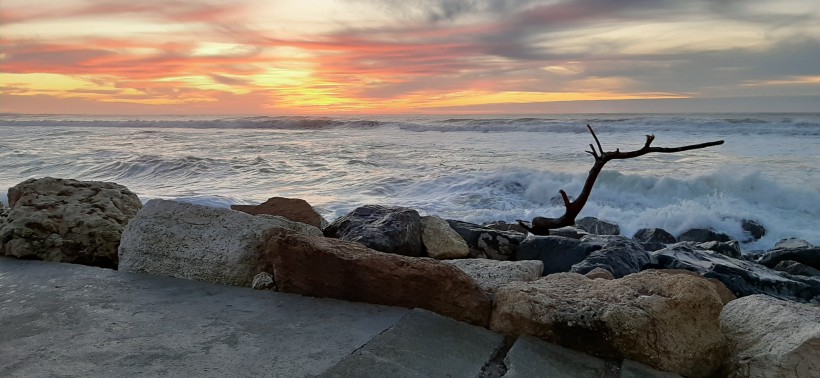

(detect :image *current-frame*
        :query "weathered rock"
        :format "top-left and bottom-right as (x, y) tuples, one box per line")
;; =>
(442, 259), (543, 293)
(325, 205), (423, 257)
(633, 228), (677, 244)
(720, 295), (820, 378)
(118, 199), (321, 287)
(652, 244), (820, 303)
(445, 219), (525, 260)
(584, 267), (615, 280)
(231, 197), (328, 229)
(697, 240), (742, 259)
(0, 177), (142, 268)
(774, 260), (820, 277)
(656, 269), (737, 305)
(490, 271), (727, 377)
(251, 272), (275, 290)
(570, 238), (652, 278)
(678, 228), (731, 243)
(758, 247), (820, 271)
(575, 217), (620, 235)
(774, 237), (813, 250)
(740, 219), (766, 241)
(515, 235), (599, 275)
(482, 220), (528, 234)
(549, 226), (588, 239)
(258, 229), (492, 327)
(420, 216), (469, 259)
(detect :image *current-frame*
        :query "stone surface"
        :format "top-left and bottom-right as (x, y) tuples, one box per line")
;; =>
(482, 220), (529, 234)
(420, 215), (469, 259)
(231, 196), (328, 229)
(633, 228), (677, 244)
(678, 228), (731, 243)
(319, 309), (503, 378)
(442, 258), (543, 293)
(620, 360), (682, 378)
(0, 257), (410, 378)
(774, 260), (820, 277)
(516, 235), (599, 275)
(118, 199), (321, 287)
(652, 244), (820, 303)
(251, 272), (275, 290)
(570, 238), (651, 278)
(548, 226), (588, 239)
(697, 240), (742, 259)
(758, 247), (820, 271)
(0, 177), (142, 268)
(258, 229), (492, 326)
(774, 238), (813, 250)
(502, 335), (609, 378)
(575, 217), (620, 236)
(490, 271), (727, 377)
(740, 219), (766, 241)
(655, 269), (737, 305)
(720, 294), (820, 378)
(446, 219), (525, 260)
(584, 267), (615, 280)
(325, 205), (423, 257)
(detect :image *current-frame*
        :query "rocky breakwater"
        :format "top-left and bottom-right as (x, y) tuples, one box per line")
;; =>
(0, 177), (142, 268)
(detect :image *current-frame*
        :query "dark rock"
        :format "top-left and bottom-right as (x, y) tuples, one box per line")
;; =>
(774, 238), (814, 250)
(678, 228), (732, 243)
(324, 205), (423, 257)
(697, 240), (742, 259)
(575, 217), (620, 236)
(549, 226), (588, 239)
(445, 220), (525, 260)
(773, 260), (820, 277)
(758, 247), (820, 271)
(639, 241), (669, 252)
(231, 197), (329, 229)
(482, 220), (528, 235)
(652, 244), (819, 303)
(570, 238), (652, 278)
(740, 219), (766, 241)
(515, 235), (600, 275)
(634, 228), (677, 244)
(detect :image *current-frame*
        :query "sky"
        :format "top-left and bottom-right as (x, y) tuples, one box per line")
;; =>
(1, 0), (819, 114)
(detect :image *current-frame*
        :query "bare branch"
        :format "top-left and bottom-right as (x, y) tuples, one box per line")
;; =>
(587, 124), (603, 156)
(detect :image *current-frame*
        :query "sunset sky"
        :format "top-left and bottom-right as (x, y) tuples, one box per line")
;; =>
(1, 0), (819, 114)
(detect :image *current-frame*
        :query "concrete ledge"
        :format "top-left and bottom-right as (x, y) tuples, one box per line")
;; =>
(503, 335), (615, 378)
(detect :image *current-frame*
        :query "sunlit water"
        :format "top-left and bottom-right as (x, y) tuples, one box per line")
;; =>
(1, 113), (818, 251)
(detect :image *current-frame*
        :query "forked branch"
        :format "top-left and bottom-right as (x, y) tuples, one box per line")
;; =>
(518, 125), (724, 235)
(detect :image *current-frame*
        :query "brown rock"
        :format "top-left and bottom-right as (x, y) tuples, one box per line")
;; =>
(584, 267), (615, 280)
(421, 215), (469, 259)
(490, 271), (727, 377)
(258, 229), (492, 327)
(231, 197), (328, 229)
(658, 269), (737, 305)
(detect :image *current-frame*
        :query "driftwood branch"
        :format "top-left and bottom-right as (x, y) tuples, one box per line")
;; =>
(518, 125), (724, 235)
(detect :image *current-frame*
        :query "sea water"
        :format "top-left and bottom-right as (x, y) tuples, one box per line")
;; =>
(1, 113), (818, 251)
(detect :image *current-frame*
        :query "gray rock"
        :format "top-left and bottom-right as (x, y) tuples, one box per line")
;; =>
(740, 219), (766, 241)
(621, 360), (682, 378)
(118, 199), (322, 287)
(758, 247), (820, 271)
(482, 220), (529, 234)
(697, 240), (742, 259)
(678, 228), (731, 243)
(420, 215), (469, 259)
(570, 238), (652, 278)
(445, 220), (525, 260)
(575, 217), (620, 235)
(773, 260), (820, 277)
(251, 272), (275, 290)
(0, 177), (142, 269)
(503, 336), (609, 378)
(515, 235), (599, 275)
(442, 258), (543, 293)
(325, 205), (422, 257)
(634, 228), (677, 244)
(720, 295), (820, 378)
(549, 226), (588, 239)
(652, 244), (820, 303)
(774, 237), (813, 250)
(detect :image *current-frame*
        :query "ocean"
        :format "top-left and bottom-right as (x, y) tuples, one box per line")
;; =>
(1, 113), (818, 251)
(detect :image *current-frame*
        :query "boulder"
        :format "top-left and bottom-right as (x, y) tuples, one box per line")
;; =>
(482, 220), (529, 234)
(324, 205), (423, 257)
(257, 229), (492, 326)
(720, 295), (820, 378)
(678, 228), (731, 243)
(656, 269), (737, 305)
(445, 219), (525, 260)
(549, 226), (588, 239)
(758, 247), (820, 271)
(442, 259), (543, 293)
(118, 199), (321, 287)
(515, 235), (599, 275)
(774, 238), (813, 250)
(633, 228), (677, 244)
(0, 177), (142, 268)
(774, 260), (820, 277)
(251, 272), (275, 290)
(740, 219), (766, 241)
(570, 238), (652, 278)
(652, 244), (820, 303)
(490, 271), (727, 377)
(584, 267), (615, 280)
(420, 215), (469, 259)
(697, 240), (742, 259)
(575, 217), (620, 235)
(231, 197), (328, 229)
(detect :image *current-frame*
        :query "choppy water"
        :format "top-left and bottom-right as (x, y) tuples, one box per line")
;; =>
(1, 113), (818, 251)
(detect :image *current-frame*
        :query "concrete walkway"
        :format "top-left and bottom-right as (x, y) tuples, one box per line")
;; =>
(0, 258), (680, 377)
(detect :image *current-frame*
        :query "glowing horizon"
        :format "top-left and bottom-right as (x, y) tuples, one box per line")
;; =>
(1, 0), (819, 114)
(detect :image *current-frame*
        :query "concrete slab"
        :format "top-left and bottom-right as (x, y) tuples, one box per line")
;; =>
(503, 335), (611, 378)
(320, 309), (504, 378)
(0, 257), (408, 377)
(620, 359), (682, 378)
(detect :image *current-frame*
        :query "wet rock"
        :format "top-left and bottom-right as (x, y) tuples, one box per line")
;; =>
(548, 226), (588, 239)
(575, 217), (620, 236)
(758, 246), (820, 271)
(773, 260), (820, 277)
(482, 220), (529, 234)
(442, 258), (542, 293)
(697, 240), (742, 259)
(325, 205), (422, 257)
(0, 177), (142, 268)
(774, 238), (813, 250)
(740, 219), (766, 241)
(633, 228), (677, 244)
(445, 219), (525, 260)
(570, 238), (652, 278)
(420, 215), (469, 259)
(515, 235), (599, 275)
(231, 197), (328, 229)
(678, 228), (732, 243)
